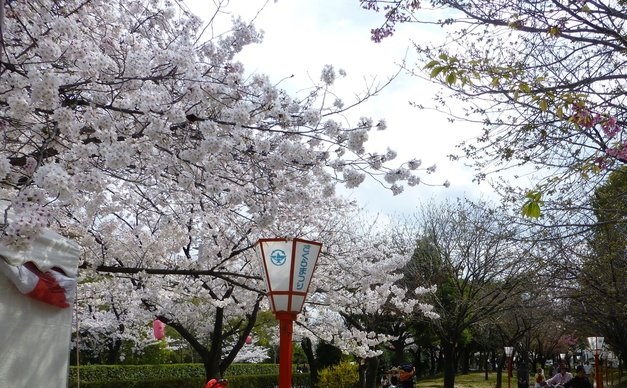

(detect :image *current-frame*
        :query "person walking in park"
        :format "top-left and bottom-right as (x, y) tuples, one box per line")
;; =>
(535, 368), (547, 388)
(582, 362), (593, 384)
(546, 364), (573, 387)
(398, 364), (416, 388)
(564, 366), (592, 388)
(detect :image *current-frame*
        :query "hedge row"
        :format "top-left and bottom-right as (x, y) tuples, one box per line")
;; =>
(69, 364), (310, 388)
(69, 373), (311, 388)
(69, 363), (281, 383)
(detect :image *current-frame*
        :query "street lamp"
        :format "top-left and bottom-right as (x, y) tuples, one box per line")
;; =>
(504, 346), (514, 388)
(587, 337), (604, 388)
(256, 238), (322, 388)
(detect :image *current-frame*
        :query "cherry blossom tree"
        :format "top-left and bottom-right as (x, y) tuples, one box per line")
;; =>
(0, 0), (440, 382)
(361, 0), (627, 224)
(289, 213), (438, 388)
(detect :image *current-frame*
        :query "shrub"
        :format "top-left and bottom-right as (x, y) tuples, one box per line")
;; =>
(317, 361), (359, 388)
(68, 373), (311, 388)
(68, 364), (309, 387)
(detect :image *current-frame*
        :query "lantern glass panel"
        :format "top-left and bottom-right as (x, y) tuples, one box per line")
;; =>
(259, 240), (293, 292)
(272, 295), (289, 312)
(587, 337), (605, 355)
(291, 242), (320, 293)
(290, 295), (305, 313)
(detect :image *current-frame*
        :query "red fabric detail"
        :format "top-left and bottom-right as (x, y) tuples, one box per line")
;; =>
(204, 379), (227, 388)
(24, 263), (70, 308)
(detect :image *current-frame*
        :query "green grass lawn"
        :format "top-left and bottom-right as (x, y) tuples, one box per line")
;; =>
(415, 372), (498, 388)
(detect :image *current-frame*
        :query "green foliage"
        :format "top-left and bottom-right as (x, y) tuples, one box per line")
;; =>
(68, 378), (205, 388)
(69, 368), (310, 388)
(581, 167), (627, 359)
(226, 363), (280, 376)
(521, 191), (543, 218)
(317, 361), (359, 388)
(69, 364), (204, 383)
(68, 363), (281, 384)
(119, 341), (179, 365)
(424, 53), (474, 86)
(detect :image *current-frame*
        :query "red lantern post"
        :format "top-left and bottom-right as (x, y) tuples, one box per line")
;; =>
(256, 238), (322, 388)
(588, 337), (605, 388)
(504, 347), (513, 388)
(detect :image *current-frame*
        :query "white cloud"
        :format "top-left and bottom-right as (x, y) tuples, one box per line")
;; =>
(185, 0), (493, 214)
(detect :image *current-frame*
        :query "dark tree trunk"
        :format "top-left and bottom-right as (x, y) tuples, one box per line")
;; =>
(461, 346), (470, 374)
(358, 360), (367, 388)
(157, 292), (262, 384)
(301, 337), (319, 387)
(517, 357), (529, 388)
(429, 347), (438, 375)
(105, 337), (122, 364)
(365, 357), (379, 388)
(442, 342), (457, 388)
(392, 337), (405, 366)
(413, 346), (422, 378)
(496, 354), (504, 388)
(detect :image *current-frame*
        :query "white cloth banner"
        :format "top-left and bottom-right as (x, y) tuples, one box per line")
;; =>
(0, 209), (80, 388)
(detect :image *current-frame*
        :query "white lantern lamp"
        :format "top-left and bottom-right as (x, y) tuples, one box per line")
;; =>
(255, 238), (322, 388)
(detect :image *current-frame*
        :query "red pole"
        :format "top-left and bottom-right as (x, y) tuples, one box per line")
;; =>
(595, 354), (602, 388)
(277, 313), (296, 388)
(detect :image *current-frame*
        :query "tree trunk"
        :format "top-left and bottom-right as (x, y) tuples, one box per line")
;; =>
(442, 342), (458, 388)
(516, 357), (529, 388)
(156, 290), (261, 383)
(105, 337), (122, 364)
(358, 360), (367, 388)
(461, 346), (470, 374)
(301, 337), (319, 387)
(413, 346), (422, 378)
(392, 338), (405, 366)
(365, 357), (379, 388)
(496, 355), (504, 388)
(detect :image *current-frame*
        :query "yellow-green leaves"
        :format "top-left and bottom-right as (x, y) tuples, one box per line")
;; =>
(548, 26), (560, 37)
(424, 54), (471, 86)
(539, 99), (549, 112)
(556, 105), (564, 118)
(446, 72), (457, 85)
(521, 191), (543, 218)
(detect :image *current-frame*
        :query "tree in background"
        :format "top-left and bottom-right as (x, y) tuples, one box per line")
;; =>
(362, 0), (627, 371)
(362, 0), (627, 223)
(393, 200), (533, 388)
(575, 167), (627, 365)
(294, 214), (438, 388)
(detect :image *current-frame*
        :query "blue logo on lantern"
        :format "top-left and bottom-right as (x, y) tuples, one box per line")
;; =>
(270, 249), (287, 266)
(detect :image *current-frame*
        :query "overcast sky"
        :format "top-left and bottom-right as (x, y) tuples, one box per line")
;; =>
(186, 0), (492, 215)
